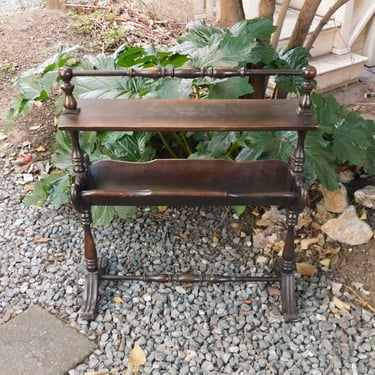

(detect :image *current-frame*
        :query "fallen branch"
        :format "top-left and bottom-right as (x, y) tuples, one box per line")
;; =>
(345, 285), (375, 314)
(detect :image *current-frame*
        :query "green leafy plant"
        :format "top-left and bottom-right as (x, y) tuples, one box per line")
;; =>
(308, 93), (375, 189)
(2, 59), (17, 74)
(8, 18), (375, 225)
(6, 45), (79, 132)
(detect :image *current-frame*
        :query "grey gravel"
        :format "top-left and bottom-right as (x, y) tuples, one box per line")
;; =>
(1, 151), (374, 375)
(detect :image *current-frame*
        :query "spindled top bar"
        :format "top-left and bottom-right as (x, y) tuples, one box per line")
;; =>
(66, 66), (306, 79)
(58, 65), (317, 114)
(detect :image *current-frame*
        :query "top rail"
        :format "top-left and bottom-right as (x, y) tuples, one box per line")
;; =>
(58, 65), (317, 116)
(69, 66), (306, 79)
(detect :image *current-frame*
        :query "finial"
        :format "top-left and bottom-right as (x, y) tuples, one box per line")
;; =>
(298, 65), (316, 115)
(59, 67), (79, 114)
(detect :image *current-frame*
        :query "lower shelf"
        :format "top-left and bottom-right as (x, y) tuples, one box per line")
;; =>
(79, 158), (299, 207)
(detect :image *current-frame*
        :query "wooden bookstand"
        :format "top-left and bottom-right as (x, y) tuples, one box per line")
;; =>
(58, 65), (317, 321)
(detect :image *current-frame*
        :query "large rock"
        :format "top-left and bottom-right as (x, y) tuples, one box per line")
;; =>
(320, 184), (348, 213)
(354, 185), (375, 208)
(321, 205), (373, 245)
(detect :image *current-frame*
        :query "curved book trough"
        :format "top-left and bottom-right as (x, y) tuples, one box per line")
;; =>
(81, 159), (299, 207)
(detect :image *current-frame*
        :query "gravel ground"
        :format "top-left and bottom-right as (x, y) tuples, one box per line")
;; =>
(1, 153), (374, 374)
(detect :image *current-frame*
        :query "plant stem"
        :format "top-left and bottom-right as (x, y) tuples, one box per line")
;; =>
(180, 133), (192, 155)
(226, 141), (239, 160)
(158, 132), (178, 158)
(172, 132), (192, 156)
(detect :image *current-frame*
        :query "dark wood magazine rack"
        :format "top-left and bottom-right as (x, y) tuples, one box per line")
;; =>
(58, 65), (317, 321)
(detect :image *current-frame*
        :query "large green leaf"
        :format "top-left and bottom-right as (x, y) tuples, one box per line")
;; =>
(230, 18), (277, 40)
(362, 144), (375, 175)
(40, 70), (59, 92)
(97, 131), (132, 147)
(247, 44), (278, 66)
(178, 21), (226, 51)
(91, 206), (116, 227)
(332, 112), (374, 166)
(206, 131), (239, 158)
(100, 131), (155, 161)
(17, 75), (45, 100)
(332, 123), (371, 165)
(80, 53), (117, 70)
(270, 131), (298, 161)
(23, 177), (50, 207)
(149, 78), (193, 99)
(235, 131), (298, 163)
(80, 131), (100, 154)
(190, 34), (257, 67)
(273, 47), (312, 94)
(178, 20), (269, 68)
(116, 45), (189, 68)
(236, 131), (278, 161)
(312, 93), (347, 127)
(52, 131), (73, 172)
(305, 133), (339, 190)
(74, 75), (146, 99)
(114, 206), (138, 220)
(23, 172), (70, 208)
(16, 45), (79, 78)
(6, 96), (35, 127)
(277, 47), (310, 69)
(8, 45), (78, 128)
(115, 46), (149, 67)
(49, 174), (71, 209)
(206, 77), (253, 99)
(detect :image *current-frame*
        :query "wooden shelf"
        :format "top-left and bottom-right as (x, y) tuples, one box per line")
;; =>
(58, 99), (317, 132)
(80, 159), (299, 207)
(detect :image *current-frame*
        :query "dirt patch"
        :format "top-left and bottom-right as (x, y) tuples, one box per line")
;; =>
(325, 69), (375, 307)
(0, 7), (374, 311)
(0, 9), (80, 152)
(0, 5), (182, 153)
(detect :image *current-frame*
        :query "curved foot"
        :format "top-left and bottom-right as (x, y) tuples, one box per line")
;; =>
(280, 272), (298, 323)
(80, 257), (108, 320)
(81, 271), (99, 321)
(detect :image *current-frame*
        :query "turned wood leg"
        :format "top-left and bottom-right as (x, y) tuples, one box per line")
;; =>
(280, 211), (298, 322)
(80, 210), (107, 320)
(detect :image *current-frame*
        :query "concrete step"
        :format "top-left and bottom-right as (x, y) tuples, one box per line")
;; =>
(276, 6), (339, 57)
(311, 52), (368, 92)
(274, 6), (368, 92)
(268, 53), (368, 94)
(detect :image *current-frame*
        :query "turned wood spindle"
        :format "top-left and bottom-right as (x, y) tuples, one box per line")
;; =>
(298, 65), (316, 114)
(59, 67), (79, 114)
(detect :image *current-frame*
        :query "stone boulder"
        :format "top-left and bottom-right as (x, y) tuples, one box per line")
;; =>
(354, 185), (375, 208)
(321, 205), (373, 245)
(320, 184), (348, 213)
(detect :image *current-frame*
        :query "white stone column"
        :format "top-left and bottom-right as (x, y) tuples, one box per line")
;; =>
(363, 16), (375, 66)
(242, 0), (260, 19)
(332, 0), (355, 54)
